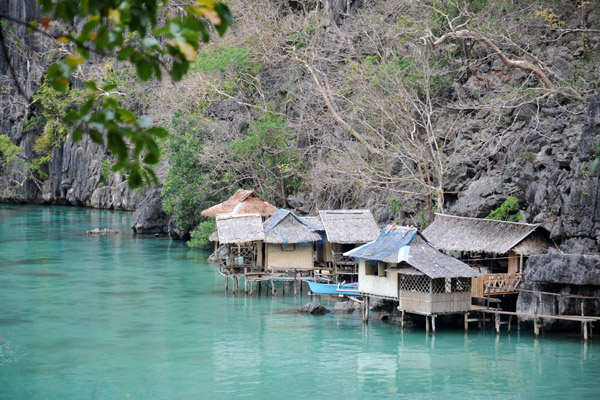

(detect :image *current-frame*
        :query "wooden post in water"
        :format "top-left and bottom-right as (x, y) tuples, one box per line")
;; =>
(495, 311), (500, 335)
(534, 318), (540, 337)
(244, 268), (248, 293)
(225, 275), (229, 291)
(583, 321), (588, 341)
(508, 316), (513, 334)
(401, 310), (405, 331)
(432, 315), (436, 334)
(425, 316), (430, 335)
(271, 271), (275, 296)
(464, 312), (469, 333)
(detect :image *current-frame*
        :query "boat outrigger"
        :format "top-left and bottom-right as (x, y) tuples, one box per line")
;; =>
(305, 278), (360, 297)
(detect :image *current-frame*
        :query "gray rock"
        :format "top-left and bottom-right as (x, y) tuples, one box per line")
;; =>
(332, 301), (355, 313)
(298, 302), (330, 314)
(130, 188), (169, 234)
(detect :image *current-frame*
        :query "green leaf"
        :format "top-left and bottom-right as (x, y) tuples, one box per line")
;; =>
(136, 61), (153, 80)
(147, 127), (169, 139)
(117, 47), (136, 61)
(72, 128), (83, 142)
(107, 130), (128, 162)
(65, 110), (80, 122)
(128, 164), (143, 188)
(117, 108), (137, 123)
(103, 83), (117, 92)
(89, 129), (104, 144)
(84, 81), (98, 91)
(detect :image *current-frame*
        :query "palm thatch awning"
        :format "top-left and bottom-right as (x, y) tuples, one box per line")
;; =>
(201, 189), (278, 217)
(318, 210), (380, 244)
(263, 209), (322, 244)
(422, 213), (544, 255)
(215, 213), (265, 244)
(345, 225), (480, 279)
(209, 231), (218, 242)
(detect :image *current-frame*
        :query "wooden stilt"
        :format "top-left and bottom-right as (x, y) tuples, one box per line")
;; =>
(401, 310), (405, 331)
(244, 268), (248, 293)
(464, 312), (469, 333)
(425, 316), (430, 335)
(495, 312), (500, 335)
(583, 321), (588, 341)
(271, 272), (275, 296)
(432, 315), (436, 334)
(534, 318), (540, 337)
(517, 318), (521, 333)
(225, 275), (229, 291)
(508, 316), (512, 334)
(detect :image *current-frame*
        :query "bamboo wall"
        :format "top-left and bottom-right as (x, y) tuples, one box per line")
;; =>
(265, 243), (314, 270)
(399, 291), (471, 314)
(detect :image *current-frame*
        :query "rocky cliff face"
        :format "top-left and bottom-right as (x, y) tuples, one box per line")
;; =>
(1, 3), (599, 252)
(0, 0), (149, 211)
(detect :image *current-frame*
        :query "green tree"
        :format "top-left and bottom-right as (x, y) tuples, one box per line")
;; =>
(0, 0), (232, 188)
(486, 196), (522, 222)
(230, 113), (302, 206)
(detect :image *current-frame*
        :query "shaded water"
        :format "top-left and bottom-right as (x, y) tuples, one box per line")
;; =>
(0, 205), (598, 399)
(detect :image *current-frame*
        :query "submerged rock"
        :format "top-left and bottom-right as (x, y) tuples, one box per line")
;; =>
(332, 301), (355, 314)
(86, 228), (120, 235)
(299, 302), (330, 314)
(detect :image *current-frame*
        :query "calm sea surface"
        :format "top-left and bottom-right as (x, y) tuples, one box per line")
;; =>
(0, 205), (598, 399)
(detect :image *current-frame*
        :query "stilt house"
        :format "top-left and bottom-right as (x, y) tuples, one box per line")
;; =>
(317, 210), (380, 277)
(214, 213), (265, 273)
(203, 189), (277, 267)
(345, 225), (480, 316)
(422, 214), (552, 297)
(262, 209), (322, 272)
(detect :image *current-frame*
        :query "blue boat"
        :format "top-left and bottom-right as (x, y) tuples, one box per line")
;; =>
(306, 280), (360, 296)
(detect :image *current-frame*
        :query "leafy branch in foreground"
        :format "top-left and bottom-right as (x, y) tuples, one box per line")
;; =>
(0, 0), (232, 188)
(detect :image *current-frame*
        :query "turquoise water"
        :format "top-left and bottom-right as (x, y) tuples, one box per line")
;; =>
(0, 205), (598, 399)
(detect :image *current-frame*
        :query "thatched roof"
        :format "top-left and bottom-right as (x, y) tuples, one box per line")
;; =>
(422, 213), (542, 254)
(301, 216), (325, 231)
(318, 210), (380, 244)
(345, 225), (480, 279)
(263, 209), (322, 244)
(512, 231), (553, 256)
(201, 189), (277, 217)
(209, 231), (218, 242)
(215, 213), (265, 244)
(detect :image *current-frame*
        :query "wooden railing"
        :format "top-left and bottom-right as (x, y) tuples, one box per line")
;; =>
(472, 273), (522, 297)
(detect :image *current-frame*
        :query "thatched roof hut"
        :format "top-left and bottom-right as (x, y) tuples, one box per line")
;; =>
(263, 209), (322, 244)
(422, 213), (548, 255)
(346, 226), (479, 279)
(201, 189), (278, 217)
(215, 213), (265, 244)
(318, 210), (380, 244)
